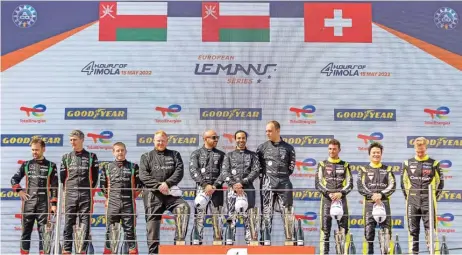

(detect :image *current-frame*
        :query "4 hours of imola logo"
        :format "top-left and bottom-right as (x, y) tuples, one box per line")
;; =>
(19, 104), (46, 124)
(289, 105), (316, 124)
(154, 104), (182, 124)
(294, 158), (317, 178)
(424, 106), (450, 126)
(81, 61), (152, 76)
(357, 132), (383, 151)
(86, 131), (113, 150)
(195, 54), (277, 85)
(321, 63), (391, 77)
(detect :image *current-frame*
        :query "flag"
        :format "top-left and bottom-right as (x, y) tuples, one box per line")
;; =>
(304, 3), (372, 43)
(99, 2), (168, 41)
(202, 2), (270, 42)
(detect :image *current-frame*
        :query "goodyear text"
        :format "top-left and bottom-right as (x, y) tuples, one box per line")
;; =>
(1, 134), (63, 147)
(334, 109), (396, 121)
(282, 135), (334, 147)
(200, 108), (262, 120)
(137, 134), (199, 147)
(407, 136), (462, 149)
(65, 108), (128, 120)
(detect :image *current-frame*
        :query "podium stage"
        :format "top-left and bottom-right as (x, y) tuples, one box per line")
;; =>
(159, 245), (316, 254)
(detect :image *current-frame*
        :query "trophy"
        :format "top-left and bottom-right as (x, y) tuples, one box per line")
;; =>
(283, 207), (295, 246)
(248, 208), (260, 246)
(174, 206), (188, 245)
(73, 220), (85, 254)
(109, 222), (122, 254)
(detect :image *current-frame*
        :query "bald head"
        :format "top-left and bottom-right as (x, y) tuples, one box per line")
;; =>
(203, 129), (219, 149)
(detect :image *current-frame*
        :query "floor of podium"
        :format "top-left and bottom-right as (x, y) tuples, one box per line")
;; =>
(159, 245), (316, 254)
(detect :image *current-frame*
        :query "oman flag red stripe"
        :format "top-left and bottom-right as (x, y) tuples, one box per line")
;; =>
(219, 16), (269, 29)
(113, 15), (167, 29)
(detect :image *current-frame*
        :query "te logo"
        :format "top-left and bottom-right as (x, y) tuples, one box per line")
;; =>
(223, 133), (234, 143)
(438, 213), (454, 227)
(289, 105), (316, 118)
(424, 106), (450, 119)
(357, 132), (383, 145)
(20, 104), (46, 117)
(295, 158), (317, 172)
(87, 131), (113, 144)
(296, 212), (317, 225)
(155, 104), (181, 117)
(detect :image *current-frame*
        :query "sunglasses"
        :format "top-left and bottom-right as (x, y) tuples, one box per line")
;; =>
(207, 136), (220, 140)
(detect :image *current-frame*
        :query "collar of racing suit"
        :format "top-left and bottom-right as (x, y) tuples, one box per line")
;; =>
(369, 162), (383, 168)
(270, 137), (283, 145)
(235, 147), (247, 152)
(115, 160), (128, 167)
(154, 148), (167, 154)
(414, 155), (429, 161)
(327, 157), (341, 163)
(202, 145), (215, 152)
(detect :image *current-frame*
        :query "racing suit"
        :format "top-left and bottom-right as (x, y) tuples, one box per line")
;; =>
(357, 163), (396, 255)
(60, 150), (99, 254)
(315, 158), (353, 255)
(100, 160), (141, 254)
(139, 149), (190, 255)
(189, 146), (226, 243)
(11, 158), (58, 254)
(221, 148), (261, 243)
(401, 156), (444, 255)
(256, 139), (296, 242)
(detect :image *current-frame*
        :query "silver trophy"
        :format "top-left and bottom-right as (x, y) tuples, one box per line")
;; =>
(248, 208), (260, 246)
(283, 206), (295, 246)
(109, 222), (122, 253)
(73, 219), (85, 254)
(42, 216), (55, 254)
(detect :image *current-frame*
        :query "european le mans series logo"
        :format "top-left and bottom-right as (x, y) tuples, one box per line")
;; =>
(137, 134), (199, 146)
(19, 104), (47, 124)
(1, 134), (63, 147)
(424, 106), (450, 126)
(86, 131), (114, 151)
(65, 108), (127, 120)
(155, 104), (182, 124)
(407, 136), (462, 149)
(357, 132), (383, 151)
(200, 108), (262, 120)
(293, 158), (317, 178)
(334, 109), (396, 121)
(289, 105), (317, 125)
(283, 135), (334, 147)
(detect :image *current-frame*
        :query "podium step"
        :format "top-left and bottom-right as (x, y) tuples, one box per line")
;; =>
(159, 245), (316, 254)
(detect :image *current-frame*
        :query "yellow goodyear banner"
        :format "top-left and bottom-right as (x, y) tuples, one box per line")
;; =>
(136, 134), (199, 147)
(282, 135), (334, 147)
(349, 215), (404, 229)
(1, 134), (63, 147)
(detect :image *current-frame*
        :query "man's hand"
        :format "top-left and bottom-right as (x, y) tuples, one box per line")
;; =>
(204, 184), (214, 196)
(51, 206), (57, 214)
(329, 192), (342, 201)
(233, 183), (244, 196)
(372, 193), (382, 202)
(159, 182), (169, 195)
(18, 190), (30, 201)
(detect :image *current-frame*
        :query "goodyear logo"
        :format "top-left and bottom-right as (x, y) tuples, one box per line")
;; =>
(349, 162), (401, 175)
(137, 134), (199, 147)
(438, 190), (462, 202)
(65, 108), (127, 120)
(282, 135), (333, 147)
(200, 108), (262, 120)
(334, 109), (396, 121)
(91, 214), (107, 227)
(407, 136), (462, 149)
(349, 215), (404, 229)
(1, 134), (63, 147)
(293, 189), (322, 201)
(1, 188), (20, 200)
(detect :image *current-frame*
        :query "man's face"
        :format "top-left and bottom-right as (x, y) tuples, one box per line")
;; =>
(204, 131), (219, 148)
(328, 144), (340, 159)
(31, 143), (45, 159)
(369, 147), (382, 164)
(154, 134), (168, 151)
(113, 145), (127, 161)
(235, 132), (247, 149)
(415, 144), (427, 158)
(265, 123), (280, 142)
(70, 136), (84, 151)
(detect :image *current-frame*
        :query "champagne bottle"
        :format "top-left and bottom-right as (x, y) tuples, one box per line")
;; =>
(296, 219), (304, 246)
(349, 233), (356, 255)
(394, 234), (402, 254)
(441, 235), (449, 255)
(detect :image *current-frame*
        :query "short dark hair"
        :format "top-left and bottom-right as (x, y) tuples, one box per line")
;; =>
(234, 130), (248, 139)
(328, 139), (341, 149)
(368, 142), (383, 155)
(30, 137), (46, 148)
(267, 120), (280, 130)
(113, 142), (126, 150)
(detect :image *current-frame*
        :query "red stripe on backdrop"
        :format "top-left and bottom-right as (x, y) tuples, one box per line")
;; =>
(219, 16), (269, 29)
(202, 2), (220, 42)
(99, 2), (118, 41)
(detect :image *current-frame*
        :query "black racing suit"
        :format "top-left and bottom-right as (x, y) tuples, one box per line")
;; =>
(256, 139), (296, 241)
(100, 160), (141, 254)
(60, 150), (99, 254)
(401, 156), (444, 255)
(221, 148), (261, 243)
(11, 158), (58, 254)
(139, 149), (190, 255)
(315, 158), (353, 255)
(357, 163), (396, 255)
(189, 146), (226, 243)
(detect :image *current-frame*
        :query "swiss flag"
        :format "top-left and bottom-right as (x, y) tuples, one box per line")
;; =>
(304, 3), (372, 43)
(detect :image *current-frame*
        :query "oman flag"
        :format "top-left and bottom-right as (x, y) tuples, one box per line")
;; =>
(202, 2), (270, 42)
(99, 2), (168, 41)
